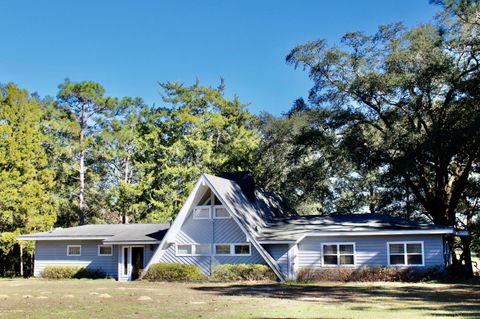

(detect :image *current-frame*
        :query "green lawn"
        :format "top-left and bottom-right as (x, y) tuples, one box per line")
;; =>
(0, 278), (479, 319)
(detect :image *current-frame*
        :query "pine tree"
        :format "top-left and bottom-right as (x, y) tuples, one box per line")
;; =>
(0, 83), (56, 261)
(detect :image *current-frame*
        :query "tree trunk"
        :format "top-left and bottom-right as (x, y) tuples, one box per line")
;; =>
(79, 105), (85, 225)
(461, 236), (474, 277)
(31, 252), (34, 277)
(19, 244), (23, 277)
(122, 159), (130, 224)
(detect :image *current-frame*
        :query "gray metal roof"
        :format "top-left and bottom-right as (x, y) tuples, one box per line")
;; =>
(18, 174), (456, 244)
(257, 214), (452, 241)
(204, 174), (454, 241)
(17, 223), (169, 243)
(204, 174), (270, 237)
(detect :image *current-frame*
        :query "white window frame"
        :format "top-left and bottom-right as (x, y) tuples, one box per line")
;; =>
(175, 243), (211, 256)
(213, 205), (231, 219)
(67, 245), (81, 256)
(321, 242), (356, 267)
(192, 205), (211, 220)
(214, 243), (251, 256)
(97, 244), (113, 256)
(387, 241), (425, 267)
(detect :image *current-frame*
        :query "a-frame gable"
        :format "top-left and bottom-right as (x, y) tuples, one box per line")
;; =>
(203, 175), (285, 281)
(144, 174), (285, 281)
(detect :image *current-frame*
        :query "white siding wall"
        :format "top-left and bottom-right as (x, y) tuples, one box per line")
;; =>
(34, 240), (118, 278)
(158, 207), (265, 275)
(296, 234), (445, 269)
(263, 244), (289, 277)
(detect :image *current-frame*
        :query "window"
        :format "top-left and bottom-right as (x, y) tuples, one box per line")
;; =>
(322, 243), (355, 266)
(234, 244), (250, 256)
(176, 244), (193, 255)
(98, 245), (113, 256)
(123, 247), (128, 275)
(67, 245), (81, 256)
(194, 244), (210, 256)
(388, 242), (424, 266)
(193, 206), (211, 219)
(215, 244), (231, 255)
(213, 206), (230, 219)
(214, 243), (251, 256)
(176, 244), (211, 256)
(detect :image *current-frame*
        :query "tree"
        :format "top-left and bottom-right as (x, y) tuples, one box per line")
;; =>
(0, 83), (56, 274)
(255, 106), (408, 217)
(56, 80), (117, 225)
(40, 95), (79, 227)
(286, 2), (480, 273)
(136, 80), (260, 221)
(101, 97), (147, 223)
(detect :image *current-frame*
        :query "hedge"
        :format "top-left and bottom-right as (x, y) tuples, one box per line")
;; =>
(41, 265), (106, 279)
(296, 266), (446, 282)
(143, 263), (205, 281)
(212, 264), (276, 281)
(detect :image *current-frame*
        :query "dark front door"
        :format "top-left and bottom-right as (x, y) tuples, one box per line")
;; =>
(131, 247), (144, 280)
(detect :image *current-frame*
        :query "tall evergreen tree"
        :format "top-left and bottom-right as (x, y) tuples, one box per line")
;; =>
(136, 80), (260, 221)
(0, 83), (56, 272)
(101, 97), (147, 223)
(56, 80), (117, 225)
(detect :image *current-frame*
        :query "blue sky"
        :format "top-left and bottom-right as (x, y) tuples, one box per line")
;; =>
(0, 1), (439, 115)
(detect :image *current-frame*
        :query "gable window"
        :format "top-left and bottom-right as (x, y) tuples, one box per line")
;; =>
(214, 243), (251, 256)
(176, 244), (210, 256)
(322, 243), (355, 266)
(213, 206), (230, 219)
(67, 245), (81, 256)
(98, 245), (113, 256)
(388, 242), (424, 266)
(193, 206), (211, 219)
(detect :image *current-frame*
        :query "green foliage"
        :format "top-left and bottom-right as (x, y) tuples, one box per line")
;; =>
(100, 97), (148, 223)
(136, 80), (260, 221)
(56, 79), (119, 225)
(297, 266), (446, 282)
(143, 263), (205, 281)
(259, 2), (480, 274)
(0, 83), (56, 255)
(41, 265), (106, 279)
(211, 264), (276, 281)
(285, 6), (480, 223)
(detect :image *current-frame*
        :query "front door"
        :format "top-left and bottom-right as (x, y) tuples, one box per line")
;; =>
(121, 246), (144, 281)
(131, 247), (144, 280)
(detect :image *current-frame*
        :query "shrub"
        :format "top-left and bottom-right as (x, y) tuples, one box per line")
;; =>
(297, 266), (445, 282)
(41, 266), (106, 279)
(212, 264), (276, 281)
(143, 263), (205, 281)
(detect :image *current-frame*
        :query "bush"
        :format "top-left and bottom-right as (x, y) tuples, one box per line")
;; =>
(297, 266), (446, 282)
(143, 263), (205, 281)
(41, 265), (106, 279)
(212, 264), (276, 281)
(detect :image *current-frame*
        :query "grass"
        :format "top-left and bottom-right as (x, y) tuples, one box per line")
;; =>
(0, 278), (479, 319)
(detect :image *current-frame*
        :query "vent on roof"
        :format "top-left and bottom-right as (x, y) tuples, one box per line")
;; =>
(220, 172), (256, 201)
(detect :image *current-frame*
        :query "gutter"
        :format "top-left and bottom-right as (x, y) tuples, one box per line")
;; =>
(16, 236), (109, 241)
(291, 229), (460, 243)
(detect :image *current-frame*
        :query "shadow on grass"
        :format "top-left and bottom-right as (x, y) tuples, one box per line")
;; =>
(193, 281), (480, 318)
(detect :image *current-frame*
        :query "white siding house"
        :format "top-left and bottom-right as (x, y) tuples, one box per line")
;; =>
(19, 173), (465, 281)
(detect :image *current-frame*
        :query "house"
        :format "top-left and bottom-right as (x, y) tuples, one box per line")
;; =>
(17, 173), (465, 281)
